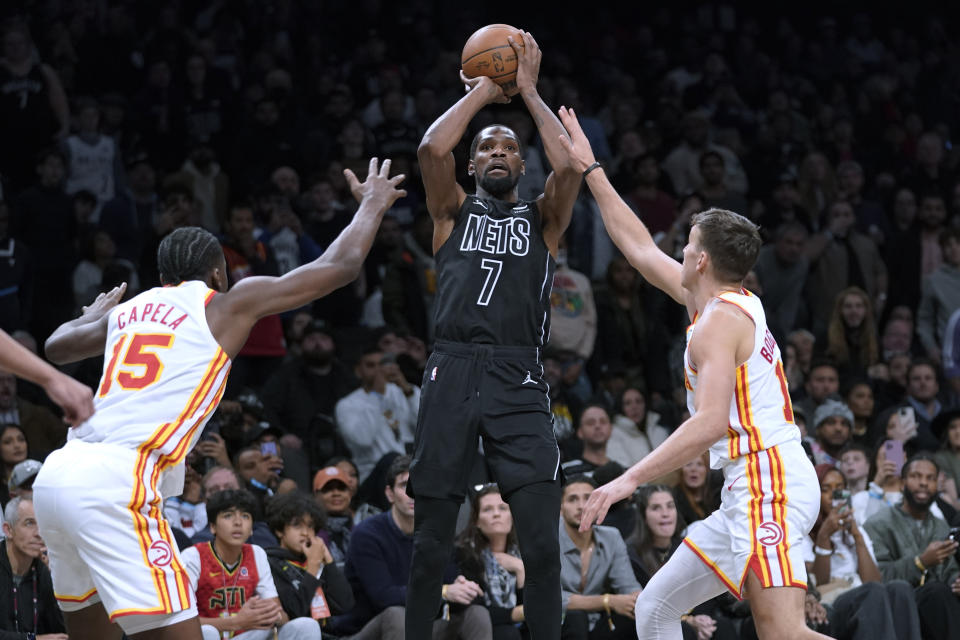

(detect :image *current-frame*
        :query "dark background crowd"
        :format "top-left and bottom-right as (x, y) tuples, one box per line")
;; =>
(2, 1), (960, 639)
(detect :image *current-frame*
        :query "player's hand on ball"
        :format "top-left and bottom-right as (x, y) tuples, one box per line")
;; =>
(556, 107), (597, 174)
(509, 31), (541, 94)
(344, 157), (407, 211)
(81, 282), (127, 319)
(459, 71), (510, 104)
(579, 473), (637, 532)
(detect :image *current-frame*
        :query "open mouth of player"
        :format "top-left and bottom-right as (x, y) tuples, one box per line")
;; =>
(487, 162), (509, 176)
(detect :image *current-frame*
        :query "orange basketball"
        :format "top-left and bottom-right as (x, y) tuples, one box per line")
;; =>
(461, 24), (524, 96)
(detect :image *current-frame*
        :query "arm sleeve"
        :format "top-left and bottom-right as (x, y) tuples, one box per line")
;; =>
(180, 546), (201, 593)
(253, 545), (279, 599)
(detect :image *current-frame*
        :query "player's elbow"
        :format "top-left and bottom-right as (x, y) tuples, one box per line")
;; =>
(418, 137), (444, 160)
(44, 337), (70, 365)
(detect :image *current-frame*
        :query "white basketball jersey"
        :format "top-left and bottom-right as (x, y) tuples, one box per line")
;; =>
(70, 280), (231, 494)
(684, 290), (800, 468)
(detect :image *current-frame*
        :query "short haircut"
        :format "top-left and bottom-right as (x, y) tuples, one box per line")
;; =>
(838, 442), (871, 460)
(577, 402), (612, 428)
(902, 453), (939, 479)
(3, 496), (29, 528)
(690, 208), (761, 281)
(906, 358), (938, 380)
(808, 357), (839, 375)
(562, 474), (598, 493)
(202, 465), (242, 491)
(206, 488), (258, 525)
(157, 227), (223, 286)
(265, 492), (326, 537)
(386, 454), (412, 489)
(469, 125), (522, 160)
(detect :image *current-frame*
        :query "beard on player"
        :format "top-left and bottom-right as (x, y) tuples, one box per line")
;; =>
(478, 165), (520, 199)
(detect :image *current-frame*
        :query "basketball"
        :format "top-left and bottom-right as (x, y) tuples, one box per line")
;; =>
(461, 24), (524, 96)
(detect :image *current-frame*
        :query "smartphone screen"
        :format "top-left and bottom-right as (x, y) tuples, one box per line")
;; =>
(885, 439), (906, 475)
(260, 441), (278, 457)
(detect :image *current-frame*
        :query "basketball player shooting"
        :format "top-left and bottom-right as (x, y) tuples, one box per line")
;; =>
(31, 159), (406, 640)
(556, 107), (829, 640)
(406, 31), (581, 640)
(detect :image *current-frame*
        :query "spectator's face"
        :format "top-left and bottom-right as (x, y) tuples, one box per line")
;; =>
(203, 468), (239, 495)
(916, 134), (943, 167)
(608, 258), (635, 293)
(948, 419), (960, 451)
(819, 469), (846, 516)
(845, 384), (874, 419)
(276, 515), (317, 556)
(774, 230), (806, 264)
(902, 460), (937, 511)
(382, 91), (406, 123)
(621, 389), (646, 424)
(805, 366), (838, 402)
(636, 156), (659, 185)
(236, 449), (279, 485)
(271, 167), (300, 196)
(542, 358), (562, 386)
(881, 320), (912, 355)
(888, 354), (911, 387)
(772, 182), (798, 209)
(840, 450), (870, 484)
(919, 197), (946, 229)
(302, 332), (334, 366)
(476, 492), (513, 540)
(826, 203), (855, 236)
(78, 106), (100, 133)
(0, 426), (26, 466)
(816, 416), (852, 448)
(228, 208), (255, 243)
(892, 189), (917, 227)
(577, 407), (612, 447)
(335, 461), (359, 494)
(385, 472), (414, 519)
(837, 166), (863, 196)
(2, 501), (43, 559)
(644, 490), (678, 540)
(906, 364), (938, 402)
(560, 482), (593, 529)
(942, 236), (960, 268)
(355, 352), (384, 388)
(211, 507), (253, 547)
(681, 456), (707, 490)
(317, 480), (351, 515)
(94, 232), (116, 261)
(840, 293), (867, 329)
(376, 217), (402, 249)
(37, 155), (65, 188)
(311, 181), (335, 209)
(699, 155), (724, 185)
(788, 333), (814, 365)
(0, 370), (15, 409)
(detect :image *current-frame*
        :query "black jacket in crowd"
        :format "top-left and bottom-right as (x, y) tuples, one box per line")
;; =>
(0, 540), (65, 639)
(265, 547), (354, 621)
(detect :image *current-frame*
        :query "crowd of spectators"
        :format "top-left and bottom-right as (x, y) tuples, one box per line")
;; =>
(2, 1), (960, 638)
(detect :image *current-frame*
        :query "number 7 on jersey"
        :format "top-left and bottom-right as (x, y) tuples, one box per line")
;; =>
(477, 258), (503, 306)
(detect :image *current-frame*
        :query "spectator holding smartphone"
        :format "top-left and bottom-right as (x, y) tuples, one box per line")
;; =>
(803, 464), (921, 640)
(864, 455), (960, 640)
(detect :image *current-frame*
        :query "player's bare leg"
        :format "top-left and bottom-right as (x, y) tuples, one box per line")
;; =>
(743, 572), (834, 640)
(63, 603), (123, 640)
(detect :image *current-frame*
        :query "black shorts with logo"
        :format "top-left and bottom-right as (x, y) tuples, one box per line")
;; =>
(407, 340), (561, 501)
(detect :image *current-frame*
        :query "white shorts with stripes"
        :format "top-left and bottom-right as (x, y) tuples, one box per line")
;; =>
(683, 440), (819, 598)
(33, 439), (196, 631)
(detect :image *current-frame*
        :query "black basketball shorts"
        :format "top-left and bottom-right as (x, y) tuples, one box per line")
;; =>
(407, 340), (561, 501)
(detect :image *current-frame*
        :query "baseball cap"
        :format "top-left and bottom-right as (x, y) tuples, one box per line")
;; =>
(313, 466), (351, 492)
(813, 398), (854, 429)
(10, 459), (42, 489)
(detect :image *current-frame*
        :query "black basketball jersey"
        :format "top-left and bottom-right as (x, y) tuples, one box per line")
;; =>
(433, 195), (555, 346)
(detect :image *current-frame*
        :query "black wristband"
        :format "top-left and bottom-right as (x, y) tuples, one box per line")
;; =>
(582, 161), (602, 178)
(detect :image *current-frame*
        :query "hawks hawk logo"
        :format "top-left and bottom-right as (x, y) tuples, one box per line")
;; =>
(148, 540), (173, 567)
(756, 521), (784, 547)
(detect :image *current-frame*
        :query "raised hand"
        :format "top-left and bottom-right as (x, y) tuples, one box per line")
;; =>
(459, 70), (510, 104)
(557, 106), (597, 174)
(508, 31), (540, 95)
(343, 157), (407, 211)
(81, 282), (127, 320)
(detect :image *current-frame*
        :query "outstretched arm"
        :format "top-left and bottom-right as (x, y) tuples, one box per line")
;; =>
(212, 158), (405, 357)
(578, 308), (746, 530)
(510, 32), (581, 254)
(45, 283), (127, 364)
(557, 107), (685, 304)
(418, 74), (509, 226)
(1, 330), (94, 425)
